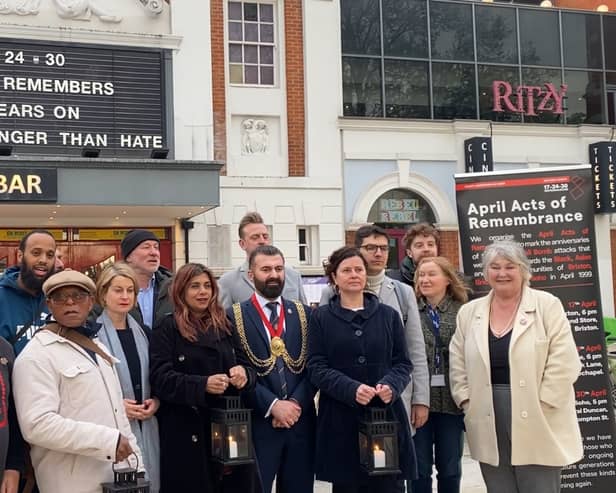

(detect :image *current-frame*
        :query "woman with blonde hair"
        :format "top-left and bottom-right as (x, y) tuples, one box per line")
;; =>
(411, 256), (468, 493)
(449, 240), (582, 493)
(95, 261), (160, 492)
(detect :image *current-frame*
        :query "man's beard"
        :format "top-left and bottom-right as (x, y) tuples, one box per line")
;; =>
(20, 260), (52, 293)
(254, 277), (284, 299)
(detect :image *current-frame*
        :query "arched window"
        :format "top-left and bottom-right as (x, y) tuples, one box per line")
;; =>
(367, 188), (436, 227)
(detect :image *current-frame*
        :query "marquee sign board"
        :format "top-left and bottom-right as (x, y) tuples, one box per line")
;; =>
(0, 40), (167, 157)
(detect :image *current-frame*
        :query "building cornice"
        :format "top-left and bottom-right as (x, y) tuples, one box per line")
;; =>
(0, 24), (182, 50)
(0, 156), (222, 171)
(339, 118), (616, 139)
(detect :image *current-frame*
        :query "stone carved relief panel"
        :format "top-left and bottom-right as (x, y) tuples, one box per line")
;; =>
(241, 118), (269, 155)
(0, 0), (167, 26)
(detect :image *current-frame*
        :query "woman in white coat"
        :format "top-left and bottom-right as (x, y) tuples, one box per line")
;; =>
(449, 240), (582, 493)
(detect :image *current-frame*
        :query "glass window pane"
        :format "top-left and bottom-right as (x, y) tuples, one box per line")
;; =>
(476, 5), (518, 65)
(430, 1), (473, 61)
(244, 3), (258, 21)
(245, 23), (259, 42)
(244, 45), (258, 64)
(260, 23), (274, 43)
(229, 44), (243, 63)
(604, 17), (616, 70)
(230, 64), (243, 84)
(245, 65), (258, 84)
(229, 22), (243, 41)
(341, 0), (381, 56)
(382, 0), (428, 58)
(260, 46), (274, 65)
(260, 3), (273, 22)
(432, 62), (476, 119)
(521, 67), (563, 123)
(519, 9), (560, 66)
(228, 1), (242, 20)
(562, 13), (602, 69)
(564, 70), (604, 124)
(478, 65), (522, 122)
(607, 72), (616, 85)
(261, 66), (274, 85)
(384, 59), (430, 118)
(342, 57), (383, 117)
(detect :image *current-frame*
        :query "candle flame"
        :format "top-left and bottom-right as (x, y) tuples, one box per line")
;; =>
(228, 436), (234, 441)
(374, 445), (380, 452)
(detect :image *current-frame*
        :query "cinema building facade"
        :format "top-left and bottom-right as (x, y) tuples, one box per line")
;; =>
(312, 0), (616, 312)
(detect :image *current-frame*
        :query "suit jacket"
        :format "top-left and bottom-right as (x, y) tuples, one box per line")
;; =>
(219, 262), (307, 310)
(320, 277), (430, 419)
(449, 286), (583, 467)
(227, 298), (316, 441)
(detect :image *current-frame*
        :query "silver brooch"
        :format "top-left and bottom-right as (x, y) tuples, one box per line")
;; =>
(287, 308), (292, 314)
(520, 318), (527, 326)
(0, 357), (8, 365)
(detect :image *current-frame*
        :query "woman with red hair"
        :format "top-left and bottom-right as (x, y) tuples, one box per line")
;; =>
(150, 263), (258, 492)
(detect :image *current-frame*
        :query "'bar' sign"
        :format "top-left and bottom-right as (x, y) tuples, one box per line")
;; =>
(0, 168), (57, 201)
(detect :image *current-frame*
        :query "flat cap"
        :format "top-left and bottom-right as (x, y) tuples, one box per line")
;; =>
(43, 270), (96, 297)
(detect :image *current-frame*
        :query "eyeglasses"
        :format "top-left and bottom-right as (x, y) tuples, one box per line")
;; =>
(48, 291), (91, 304)
(361, 244), (390, 253)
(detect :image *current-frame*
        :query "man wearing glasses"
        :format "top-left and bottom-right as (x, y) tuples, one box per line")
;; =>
(13, 270), (142, 493)
(320, 225), (429, 428)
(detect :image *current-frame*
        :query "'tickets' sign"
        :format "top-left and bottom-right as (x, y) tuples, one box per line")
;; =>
(455, 166), (616, 491)
(0, 168), (57, 201)
(492, 80), (568, 116)
(589, 142), (616, 214)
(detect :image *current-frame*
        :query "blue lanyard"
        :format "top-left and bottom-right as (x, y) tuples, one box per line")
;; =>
(427, 305), (442, 372)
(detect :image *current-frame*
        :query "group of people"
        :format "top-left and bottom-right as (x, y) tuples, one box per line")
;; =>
(0, 213), (583, 493)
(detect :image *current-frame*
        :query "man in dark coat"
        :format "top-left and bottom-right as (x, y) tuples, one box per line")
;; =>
(387, 223), (439, 288)
(228, 245), (315, 493)
(120, 229), (173, 329)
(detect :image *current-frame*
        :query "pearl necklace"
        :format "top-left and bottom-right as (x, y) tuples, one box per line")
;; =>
(490, 297), (521, 338)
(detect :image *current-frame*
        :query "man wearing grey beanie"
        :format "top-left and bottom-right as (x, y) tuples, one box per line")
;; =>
(120, 229), (172, 329)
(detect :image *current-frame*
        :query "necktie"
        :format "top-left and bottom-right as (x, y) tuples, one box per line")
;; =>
(265, 301), (287, 399)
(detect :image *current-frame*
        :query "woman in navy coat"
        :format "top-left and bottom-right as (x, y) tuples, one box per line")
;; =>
(307, 246), (417, 493)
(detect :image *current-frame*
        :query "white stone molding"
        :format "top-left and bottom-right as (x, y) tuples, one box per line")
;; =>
(52, 0), (121, 23)
(350, 171), (457, 227)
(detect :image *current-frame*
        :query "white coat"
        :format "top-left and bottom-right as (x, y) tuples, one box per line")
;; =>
(449, 286), (583, 467)
(13, 329), (142, 493)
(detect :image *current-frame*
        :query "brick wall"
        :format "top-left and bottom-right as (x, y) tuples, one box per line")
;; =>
(210, 0), (227, 172)
(440, 230), (461, 270)
(284, 0), (306, 177)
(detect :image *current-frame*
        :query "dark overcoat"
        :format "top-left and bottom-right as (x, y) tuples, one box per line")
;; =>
(307, 292), (417, 484)
(150, 314), (259, 493)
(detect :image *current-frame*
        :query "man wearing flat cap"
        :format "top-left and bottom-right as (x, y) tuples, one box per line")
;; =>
(121, 229), (172, 330)
(13, 270), (143, 493)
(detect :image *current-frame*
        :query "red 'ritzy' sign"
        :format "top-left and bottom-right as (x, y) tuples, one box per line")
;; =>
(492, 80), (568, 116)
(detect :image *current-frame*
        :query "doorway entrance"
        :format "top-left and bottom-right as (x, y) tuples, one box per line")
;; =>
(0, 227), (172, 279)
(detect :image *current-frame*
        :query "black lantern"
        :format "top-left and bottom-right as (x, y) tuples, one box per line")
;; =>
(101, 453), (150, 492)
(358, 407), (401, 476)
(211, 396), (254, 465)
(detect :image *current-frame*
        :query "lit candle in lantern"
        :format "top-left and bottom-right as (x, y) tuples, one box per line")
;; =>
(373, 445), (386, 468)
(228, 436), (238, 459)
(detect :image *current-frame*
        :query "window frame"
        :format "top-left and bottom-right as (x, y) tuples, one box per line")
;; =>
(226, 0), (277, 87)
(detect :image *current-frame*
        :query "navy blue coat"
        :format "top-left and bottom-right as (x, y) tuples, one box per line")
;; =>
(227, 298), (316, 487)
(307, 292), (417, 484)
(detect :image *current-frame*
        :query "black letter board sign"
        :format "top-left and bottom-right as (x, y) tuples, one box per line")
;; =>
(0, 40), (166, 157)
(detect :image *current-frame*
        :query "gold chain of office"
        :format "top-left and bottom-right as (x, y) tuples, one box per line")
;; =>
(232, 301), (308, 376)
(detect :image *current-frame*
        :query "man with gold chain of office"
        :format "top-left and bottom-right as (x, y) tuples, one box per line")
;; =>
(228, 244), (315, 493)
